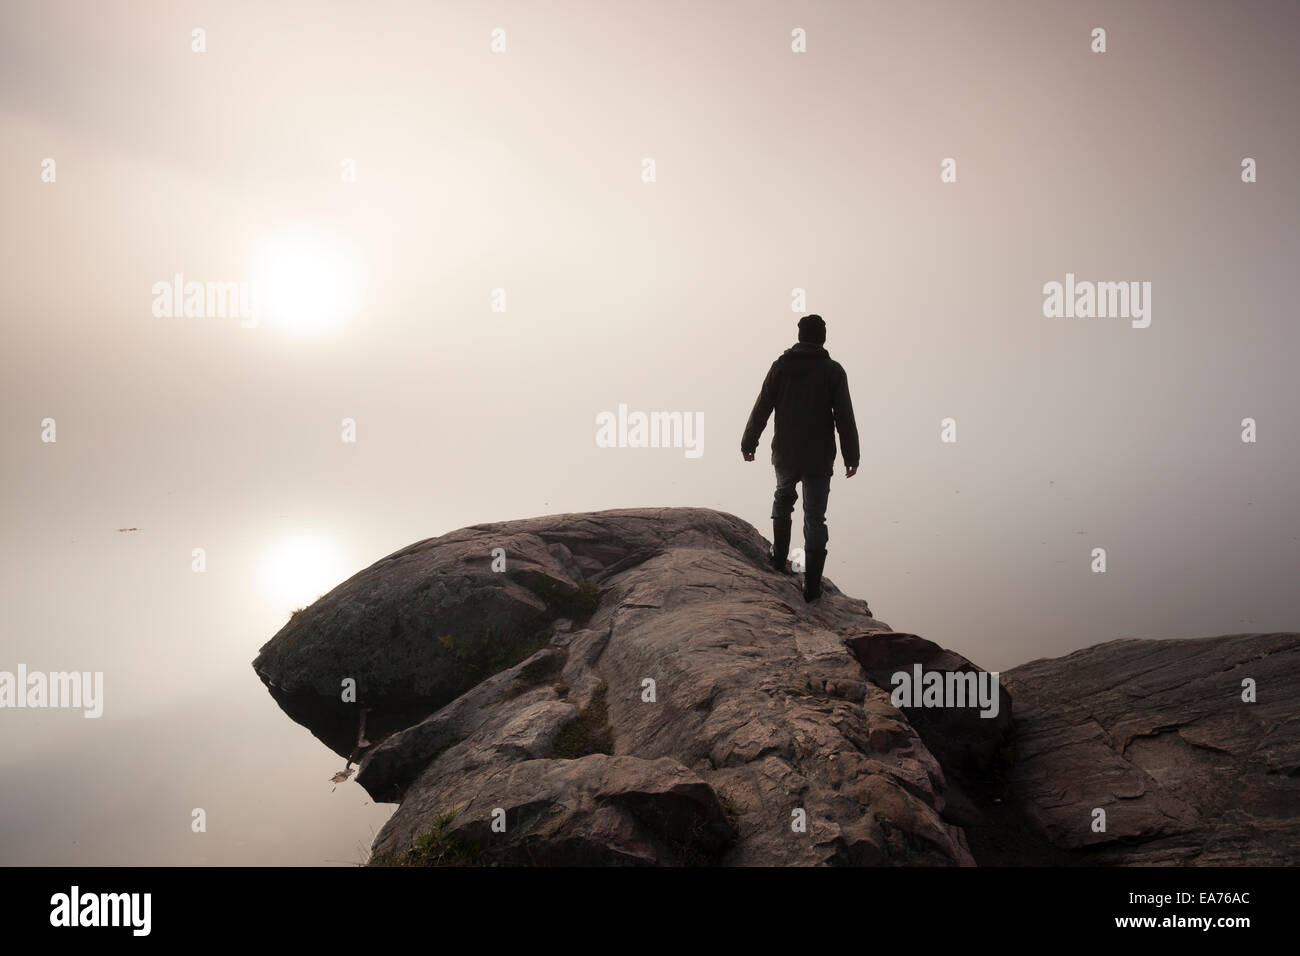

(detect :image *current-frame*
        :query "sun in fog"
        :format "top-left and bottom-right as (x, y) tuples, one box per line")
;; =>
(260, 533), (348, 611)
(249, 232), (360, 338)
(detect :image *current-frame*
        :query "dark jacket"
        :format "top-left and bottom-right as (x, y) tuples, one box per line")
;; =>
(741, 342), (860, 477)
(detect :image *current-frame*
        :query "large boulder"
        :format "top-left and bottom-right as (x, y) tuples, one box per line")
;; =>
(1001, 632), (1300, 864)
(253, 507), (1299, 866)
(255, 508), (975, 865)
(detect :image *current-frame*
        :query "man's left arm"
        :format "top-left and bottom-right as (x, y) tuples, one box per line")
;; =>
(741, 363), (778, 460)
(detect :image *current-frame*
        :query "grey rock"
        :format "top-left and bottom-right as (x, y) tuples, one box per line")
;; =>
(1001, 632), (1300, 865)
(845, 631), (1013, 776)
(253, 507), (1299, 866)
(256, 508), (973, 865)
(375, 754), (735, 866)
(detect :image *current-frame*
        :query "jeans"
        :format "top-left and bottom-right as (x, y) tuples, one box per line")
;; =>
(771, 465), (830, 553)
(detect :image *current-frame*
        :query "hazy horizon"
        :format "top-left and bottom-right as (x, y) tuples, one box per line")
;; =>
(2, 0), (1297, 865)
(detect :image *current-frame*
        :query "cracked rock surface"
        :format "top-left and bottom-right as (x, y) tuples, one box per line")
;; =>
(252, 508), (1298, 866)
(1001, 632), (1300, 864)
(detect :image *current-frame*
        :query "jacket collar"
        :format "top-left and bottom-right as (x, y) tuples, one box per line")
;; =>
(787, 341), (829, 357)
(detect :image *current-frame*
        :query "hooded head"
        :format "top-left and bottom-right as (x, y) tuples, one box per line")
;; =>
(798, 314), (826, 345)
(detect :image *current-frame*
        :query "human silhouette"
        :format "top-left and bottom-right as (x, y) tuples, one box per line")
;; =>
(741, 314), (859, 601)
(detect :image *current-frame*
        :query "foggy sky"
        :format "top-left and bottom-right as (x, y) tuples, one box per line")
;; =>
(2, 0), (1297, 865)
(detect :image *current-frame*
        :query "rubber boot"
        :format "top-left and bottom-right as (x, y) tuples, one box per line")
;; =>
(803, 548), (827, 602)
(770, 518), (792, 572)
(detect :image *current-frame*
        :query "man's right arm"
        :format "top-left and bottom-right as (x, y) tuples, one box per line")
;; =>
(832, 365), (860, 469)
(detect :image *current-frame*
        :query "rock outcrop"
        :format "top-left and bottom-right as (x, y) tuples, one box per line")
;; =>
(999, 633), (1299, 865)
(252, 508), (1298, 866)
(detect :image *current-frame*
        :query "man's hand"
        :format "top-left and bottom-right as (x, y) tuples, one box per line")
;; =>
(742, 450), (755, 462)
(845, 465), (858, 478)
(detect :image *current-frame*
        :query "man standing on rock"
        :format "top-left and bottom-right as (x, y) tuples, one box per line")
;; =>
(741, 314), (860, 602)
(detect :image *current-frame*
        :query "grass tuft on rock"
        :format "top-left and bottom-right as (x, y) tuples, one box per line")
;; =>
(371, 809), (487, 867)
(549, 680), (614, 759)
(519, 573), (601, 626)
